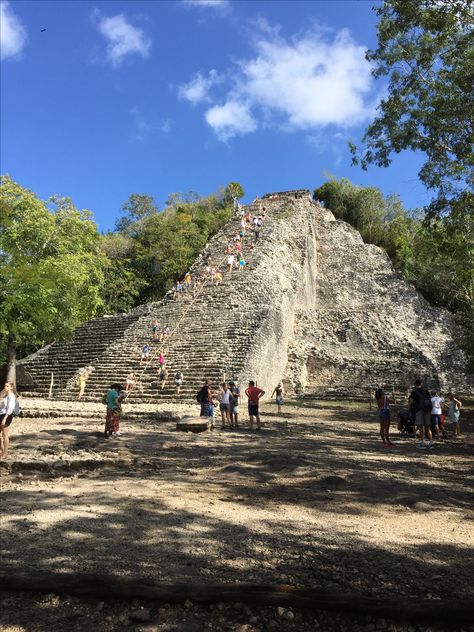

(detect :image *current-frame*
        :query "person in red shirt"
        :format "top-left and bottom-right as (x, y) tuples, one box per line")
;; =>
(245, 381), (265, 430)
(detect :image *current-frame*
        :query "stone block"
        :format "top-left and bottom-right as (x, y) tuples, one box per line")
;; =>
(176, 416), (210, 433)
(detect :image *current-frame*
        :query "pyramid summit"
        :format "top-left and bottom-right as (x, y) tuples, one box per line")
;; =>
(18, 190), (472, 401)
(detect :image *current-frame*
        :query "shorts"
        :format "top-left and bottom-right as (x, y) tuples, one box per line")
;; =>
(230, 405), (239, 415)
(416, 410), (431, 426)
(450, 412), (460, 423)
(206, 403), (215, 418)
(276, 396), (283, 405)
(431, 414), (441, 427)
(379, 408), (391, 421)
(1, 414), (14, 427)
(248, 402), (259, 416)
(175, 380), (182, 385)
(219, 403), (230, 412)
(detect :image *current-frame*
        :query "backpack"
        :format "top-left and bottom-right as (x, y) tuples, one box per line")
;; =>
(416, 388), (433, 413)
(12, 398), (21, 417)
(196, 386), (207, 403)
(421, 390), (433, 413)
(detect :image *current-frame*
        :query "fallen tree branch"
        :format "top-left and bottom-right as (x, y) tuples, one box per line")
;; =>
(1, 571), (472, 626)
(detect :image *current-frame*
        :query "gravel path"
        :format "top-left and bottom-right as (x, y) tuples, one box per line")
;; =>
(1, 398), (473, 631)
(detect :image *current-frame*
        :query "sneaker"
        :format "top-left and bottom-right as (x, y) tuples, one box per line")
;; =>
(427, 442), (435, 449)
(417, 442), (426, 449)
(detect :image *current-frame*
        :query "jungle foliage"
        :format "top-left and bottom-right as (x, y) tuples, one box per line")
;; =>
(0, 175), (105, 379)
(350, 0), (474, 219)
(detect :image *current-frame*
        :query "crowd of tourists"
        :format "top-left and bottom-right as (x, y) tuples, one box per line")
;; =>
(196, 379), (269, 431)
(120, 204), (268, 402)
(375, 379), (463, 448)
(165, 205), (265, 303)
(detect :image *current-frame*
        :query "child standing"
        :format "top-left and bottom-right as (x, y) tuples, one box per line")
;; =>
(430, 390), (446, 438)
(446, 393), (462, 437)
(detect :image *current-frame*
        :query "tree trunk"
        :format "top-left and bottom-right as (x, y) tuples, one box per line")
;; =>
(0, 571), (473, 626)
(6, 332), (16, 388)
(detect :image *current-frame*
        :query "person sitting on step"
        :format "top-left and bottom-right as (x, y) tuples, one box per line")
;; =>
(214, 271), (223, 286)
(126, 372), (136, 392)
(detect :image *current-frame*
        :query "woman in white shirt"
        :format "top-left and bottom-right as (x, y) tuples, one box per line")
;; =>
(219, 382), (232, 429)
(0, 382), (17, 460)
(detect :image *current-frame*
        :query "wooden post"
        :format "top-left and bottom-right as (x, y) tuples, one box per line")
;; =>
(48, 372), (54, 399)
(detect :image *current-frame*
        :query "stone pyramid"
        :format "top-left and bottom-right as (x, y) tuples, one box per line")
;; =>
(18, 190), (472, 401)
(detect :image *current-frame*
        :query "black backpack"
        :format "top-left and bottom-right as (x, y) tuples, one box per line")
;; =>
(196, 387), (206, 403)
(417, 389), (432, 413)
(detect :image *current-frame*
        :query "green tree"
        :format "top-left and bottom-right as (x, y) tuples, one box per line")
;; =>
(115, 193), (158, 234)
(99, 233), (146, 314)
(314, 178), (389, 245)
(350, 0), (474, 217)
(0, 176), (105, 384)
(222, 182), (245, 206)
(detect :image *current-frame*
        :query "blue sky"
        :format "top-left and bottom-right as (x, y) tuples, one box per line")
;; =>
(1, 0), (429, 231)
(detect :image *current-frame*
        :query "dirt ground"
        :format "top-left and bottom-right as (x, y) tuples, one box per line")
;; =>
(1, 398), (473, 632)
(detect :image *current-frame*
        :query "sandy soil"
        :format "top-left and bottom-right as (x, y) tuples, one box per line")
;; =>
(1, 398), (473, 632)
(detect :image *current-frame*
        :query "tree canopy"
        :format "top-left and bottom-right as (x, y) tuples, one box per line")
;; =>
(0, 176), (105, 381)
(350, 0), (474, 217)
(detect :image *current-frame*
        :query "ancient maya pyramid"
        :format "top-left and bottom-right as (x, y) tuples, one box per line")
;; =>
(18, 190), (472, 401)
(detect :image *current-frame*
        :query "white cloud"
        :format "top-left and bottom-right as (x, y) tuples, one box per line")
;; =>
(0, 1), (27, 60)
(91, 8), (151, 67)
(205, 101), (257, 142)
(161, 119), (172, 133)
(184, 0), (230, 9)
(178, 69), (222, 105)
(241, 29), (373, 128)
(129, 106), (152, 142)
(182, 25), (376, 141)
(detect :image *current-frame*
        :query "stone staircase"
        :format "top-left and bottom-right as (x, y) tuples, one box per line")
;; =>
(19, 197), (287, 402)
